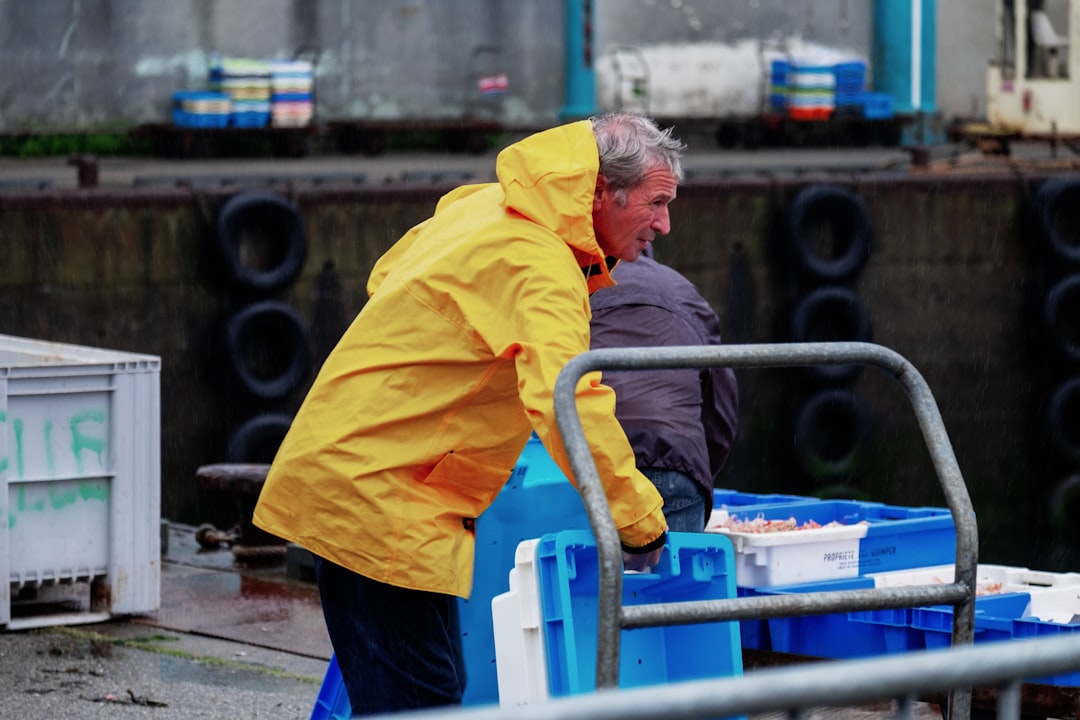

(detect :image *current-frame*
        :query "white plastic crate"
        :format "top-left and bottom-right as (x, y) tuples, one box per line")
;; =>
(1, 334), (161, 630)
(491, 539), (551, 708)
(866, 564), (1080, 596)
(708, 522), (868, 587)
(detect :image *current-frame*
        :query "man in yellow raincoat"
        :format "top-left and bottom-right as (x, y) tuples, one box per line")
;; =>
(253, 112), (684, 714)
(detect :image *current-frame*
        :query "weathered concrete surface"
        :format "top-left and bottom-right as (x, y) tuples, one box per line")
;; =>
(0, 0), (990, 130)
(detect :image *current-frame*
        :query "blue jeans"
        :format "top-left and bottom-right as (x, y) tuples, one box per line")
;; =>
(313, 555), (466, 716)
(642, 467), (709, 532)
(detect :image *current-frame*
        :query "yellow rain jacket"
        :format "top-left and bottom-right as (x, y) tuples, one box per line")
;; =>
(252, 120), (667, 598)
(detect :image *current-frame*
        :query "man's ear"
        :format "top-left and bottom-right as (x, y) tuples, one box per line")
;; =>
(593, 173), (607, 211)
(594, 173), (608, 200)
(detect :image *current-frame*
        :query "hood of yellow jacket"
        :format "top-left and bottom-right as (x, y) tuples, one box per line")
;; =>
(496, 119), (617, 292)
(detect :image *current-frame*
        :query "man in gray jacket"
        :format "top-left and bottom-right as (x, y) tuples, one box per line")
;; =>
(590, 252), (739, 531)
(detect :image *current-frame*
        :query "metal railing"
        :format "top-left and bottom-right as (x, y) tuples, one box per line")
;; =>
(550, 342), (980, 719)
(370, 633), (1080, 719)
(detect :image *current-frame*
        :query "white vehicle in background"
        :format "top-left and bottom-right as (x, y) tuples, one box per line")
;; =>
(965, 0), (1080, 146)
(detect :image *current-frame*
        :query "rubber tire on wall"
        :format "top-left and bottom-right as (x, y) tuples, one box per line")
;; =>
(1036, 177), (1080, 265)
(791, 285), (872, 384)
(1049, 473), (1080, 530)
(1048, 376), (1080, 465)
(216, 190), (307, 293)
(224, 300), (312, 401)
(1044, 273), (1080, 366)
(787, 184), (872, 284)
(793, 388), (872, 481)
(226, 413), (295, 464)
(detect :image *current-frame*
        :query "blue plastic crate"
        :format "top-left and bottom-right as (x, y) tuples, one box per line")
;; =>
(833, 61), (867, 90)
(748, 570), (1046, 662)
(913, 584), (1080, 686)
(835, 89), (864, 107)
(712, 488), (822, 509)
(459, 434), (591, 706)
(745, 576), (927, 659)
(862, 91), (894, 119)
(172, 90), (230, 106)
(711, 499), (956, 576)
(1012, 615), (1080, 686)
(271, 92), (314, 103)
(913, 593), (1031, 650)
(536, 530), (742, 698)
(172, 109), (229, 128)
(311, 655), (350, 720)
(229, 111), (270, 128)
(735, 585), (778, 651)
(171, 90), (230, 128)
(768, 59), (790, 110)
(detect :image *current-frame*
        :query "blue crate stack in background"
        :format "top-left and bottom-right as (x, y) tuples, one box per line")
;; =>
(209, 56), (272, 128)
(832, 60), (894, 120)
(173, 55), (316, 130)
(768, 59), (790, 113)
(171, 90), (231, 128)
(270, 60), (315, 128)
(768, 57), (893, 122)
(786, 60), (836, 120)
(834, 61), (868, 113)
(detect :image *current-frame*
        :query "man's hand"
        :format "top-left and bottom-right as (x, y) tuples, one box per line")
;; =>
(622, 546), (663, 573)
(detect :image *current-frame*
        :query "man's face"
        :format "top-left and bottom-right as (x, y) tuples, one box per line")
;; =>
(592, 166), (678, 261)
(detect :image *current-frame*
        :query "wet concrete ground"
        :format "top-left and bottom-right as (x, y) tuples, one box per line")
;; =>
(136, 523), (331, 662)
(0, 523), (331, 719)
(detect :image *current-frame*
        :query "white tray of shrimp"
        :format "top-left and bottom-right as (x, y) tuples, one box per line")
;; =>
(705, 509), (869, 587)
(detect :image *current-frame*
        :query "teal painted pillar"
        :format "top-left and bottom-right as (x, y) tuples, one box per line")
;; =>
(560, 0), (599, 121)
(873, 0), (936, 113)
(873, 0), (941, 143)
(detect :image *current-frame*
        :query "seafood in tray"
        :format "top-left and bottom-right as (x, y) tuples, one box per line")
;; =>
(705, 508), (864, 534)
(705, 508), (870, 587)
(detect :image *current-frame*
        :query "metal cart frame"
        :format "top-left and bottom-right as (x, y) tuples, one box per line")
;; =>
(551, 342), (980, 719)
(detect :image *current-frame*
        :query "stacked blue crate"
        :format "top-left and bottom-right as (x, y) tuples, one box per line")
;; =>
(740, 575), (927, 659)
(768, 59), (790, 113)
(209, 56), (272, 128)
(786, 61), (835, 121)
(743, 560), (1080, 687)
(889, 567), (1080, 686)
(497, 529), (743, 709)
(833, 61), (867, 114)
(830, 59), (894, 120)
(271, 60), (314, 128)
(743, 572), (1034, 662)
(171, 91), (230, 128)
(715, 497), (957, 654)
(860, 92), (894, 119)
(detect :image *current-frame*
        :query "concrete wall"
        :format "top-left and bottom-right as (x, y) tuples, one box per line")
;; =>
(0, 0), (995, 130)
(2, 169), (1077, 570)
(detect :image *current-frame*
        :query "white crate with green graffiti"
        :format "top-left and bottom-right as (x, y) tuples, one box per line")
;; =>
(0, 334), (161, 630)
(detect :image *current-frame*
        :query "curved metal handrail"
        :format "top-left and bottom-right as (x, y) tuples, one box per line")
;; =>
(552, 341), (979, 719)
